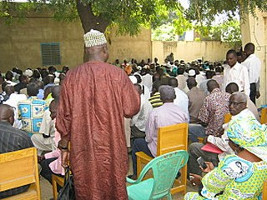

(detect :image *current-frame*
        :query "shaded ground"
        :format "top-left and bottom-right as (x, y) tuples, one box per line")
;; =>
(40, 155), (198, 200)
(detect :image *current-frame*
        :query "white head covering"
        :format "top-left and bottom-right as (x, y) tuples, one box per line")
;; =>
(84, 29), (107, 48)
(129, 76), (137, 84)
(23, 69), (33, 77)
(188, 69), (196, 77)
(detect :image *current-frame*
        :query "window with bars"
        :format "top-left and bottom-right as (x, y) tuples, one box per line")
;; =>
(41, 43), (61, 66)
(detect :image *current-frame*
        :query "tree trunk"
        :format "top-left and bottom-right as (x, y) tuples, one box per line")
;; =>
(76, 0), (111, 62)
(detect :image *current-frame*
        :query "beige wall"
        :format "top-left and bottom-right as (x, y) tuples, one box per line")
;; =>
(0, 17), (151, 71)
(0, 15), (234, 73)
(152, 41), (231, 63)
(0, 18), (84, 71)
(241, 11), (267, 105)
(108, 29), (152, 63)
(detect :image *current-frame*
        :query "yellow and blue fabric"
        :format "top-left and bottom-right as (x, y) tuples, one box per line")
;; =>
(18, 96), (47, 137)
(226, 109), (267, 162)
(184, 155), (267, 200)
(44, 93), (53, 106)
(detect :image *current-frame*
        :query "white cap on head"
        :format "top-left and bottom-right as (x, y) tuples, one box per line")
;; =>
(84, 29), (107, 48)
(143, 65), (149, 69)
(23, 69), (33, 77)
(129, 76), (137, 84)
(188, 69), (196, 76)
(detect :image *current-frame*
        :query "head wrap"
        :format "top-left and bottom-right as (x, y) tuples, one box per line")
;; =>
(84, 29), (107, 48)
(227, 110), (267, 162)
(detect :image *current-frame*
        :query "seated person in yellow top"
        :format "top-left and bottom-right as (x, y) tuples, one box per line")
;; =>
(18, 82), (47, 137)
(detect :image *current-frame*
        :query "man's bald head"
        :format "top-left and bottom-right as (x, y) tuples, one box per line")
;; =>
(4, 85), (15, 96)
(0, 104), (14, 125)
(207, 80), (219, 93)
(159, 85), (176, 103)
(169, 77), (178, 88)
(225, 82), (239, 94)
(87, 44), (109, 62)
(52, 85), (61, 101)
(187, 77), (197, 90)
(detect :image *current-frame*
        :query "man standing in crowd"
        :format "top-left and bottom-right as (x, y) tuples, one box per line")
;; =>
(0, 104), (33, 198)
(169, 77), (189, 119)
(223, 49), (250, 96)
(242, 43), (261, 104)
(130, 84), (153, 146)
(56, 29), (140, 200)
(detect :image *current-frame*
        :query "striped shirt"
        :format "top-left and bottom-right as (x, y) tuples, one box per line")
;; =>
(149, 92), (163, 108)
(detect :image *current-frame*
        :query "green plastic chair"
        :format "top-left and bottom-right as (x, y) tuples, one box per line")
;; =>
(127, 150), (189, 200)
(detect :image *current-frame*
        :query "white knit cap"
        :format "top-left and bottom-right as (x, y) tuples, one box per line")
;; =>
(23, 69), (33, 77)
(188, 69), (196, 76)
(84, 29), (107, 48)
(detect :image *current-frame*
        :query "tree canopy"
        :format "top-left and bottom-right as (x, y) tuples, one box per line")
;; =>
(0, 0), (266, 49)
(0, 0), (181, 35)
(186, 0), (267, 25)
(1, 0), (266, 35)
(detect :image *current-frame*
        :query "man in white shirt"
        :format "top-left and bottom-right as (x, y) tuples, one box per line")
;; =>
(176, 67), (187, 92)
(242, 43), (261, 104)
(169, 77), (189, 119)
(130, 84), (153, 145)
(223, 49), (250, 96)
(3, 85), (27, 129)
(141, 68), (153, 92)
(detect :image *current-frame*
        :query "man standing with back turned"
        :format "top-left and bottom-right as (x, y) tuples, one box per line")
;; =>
(56, 30), (140, 200)
(242, 43), (261, 104)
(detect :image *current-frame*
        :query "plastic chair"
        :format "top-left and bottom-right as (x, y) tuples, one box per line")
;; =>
(0, 147), (41, 200)
(136, 123), (188, 194)
(127, 150), (188, 200)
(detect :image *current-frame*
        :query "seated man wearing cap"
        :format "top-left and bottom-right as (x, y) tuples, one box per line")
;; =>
(129, 85), (189, 180)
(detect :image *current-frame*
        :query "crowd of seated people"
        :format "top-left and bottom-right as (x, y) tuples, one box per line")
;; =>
(0, 48), (266, 199)
(0, 66), (67, 198)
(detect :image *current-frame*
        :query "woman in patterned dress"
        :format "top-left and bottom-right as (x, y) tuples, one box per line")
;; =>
(185, 92), (267, 200)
